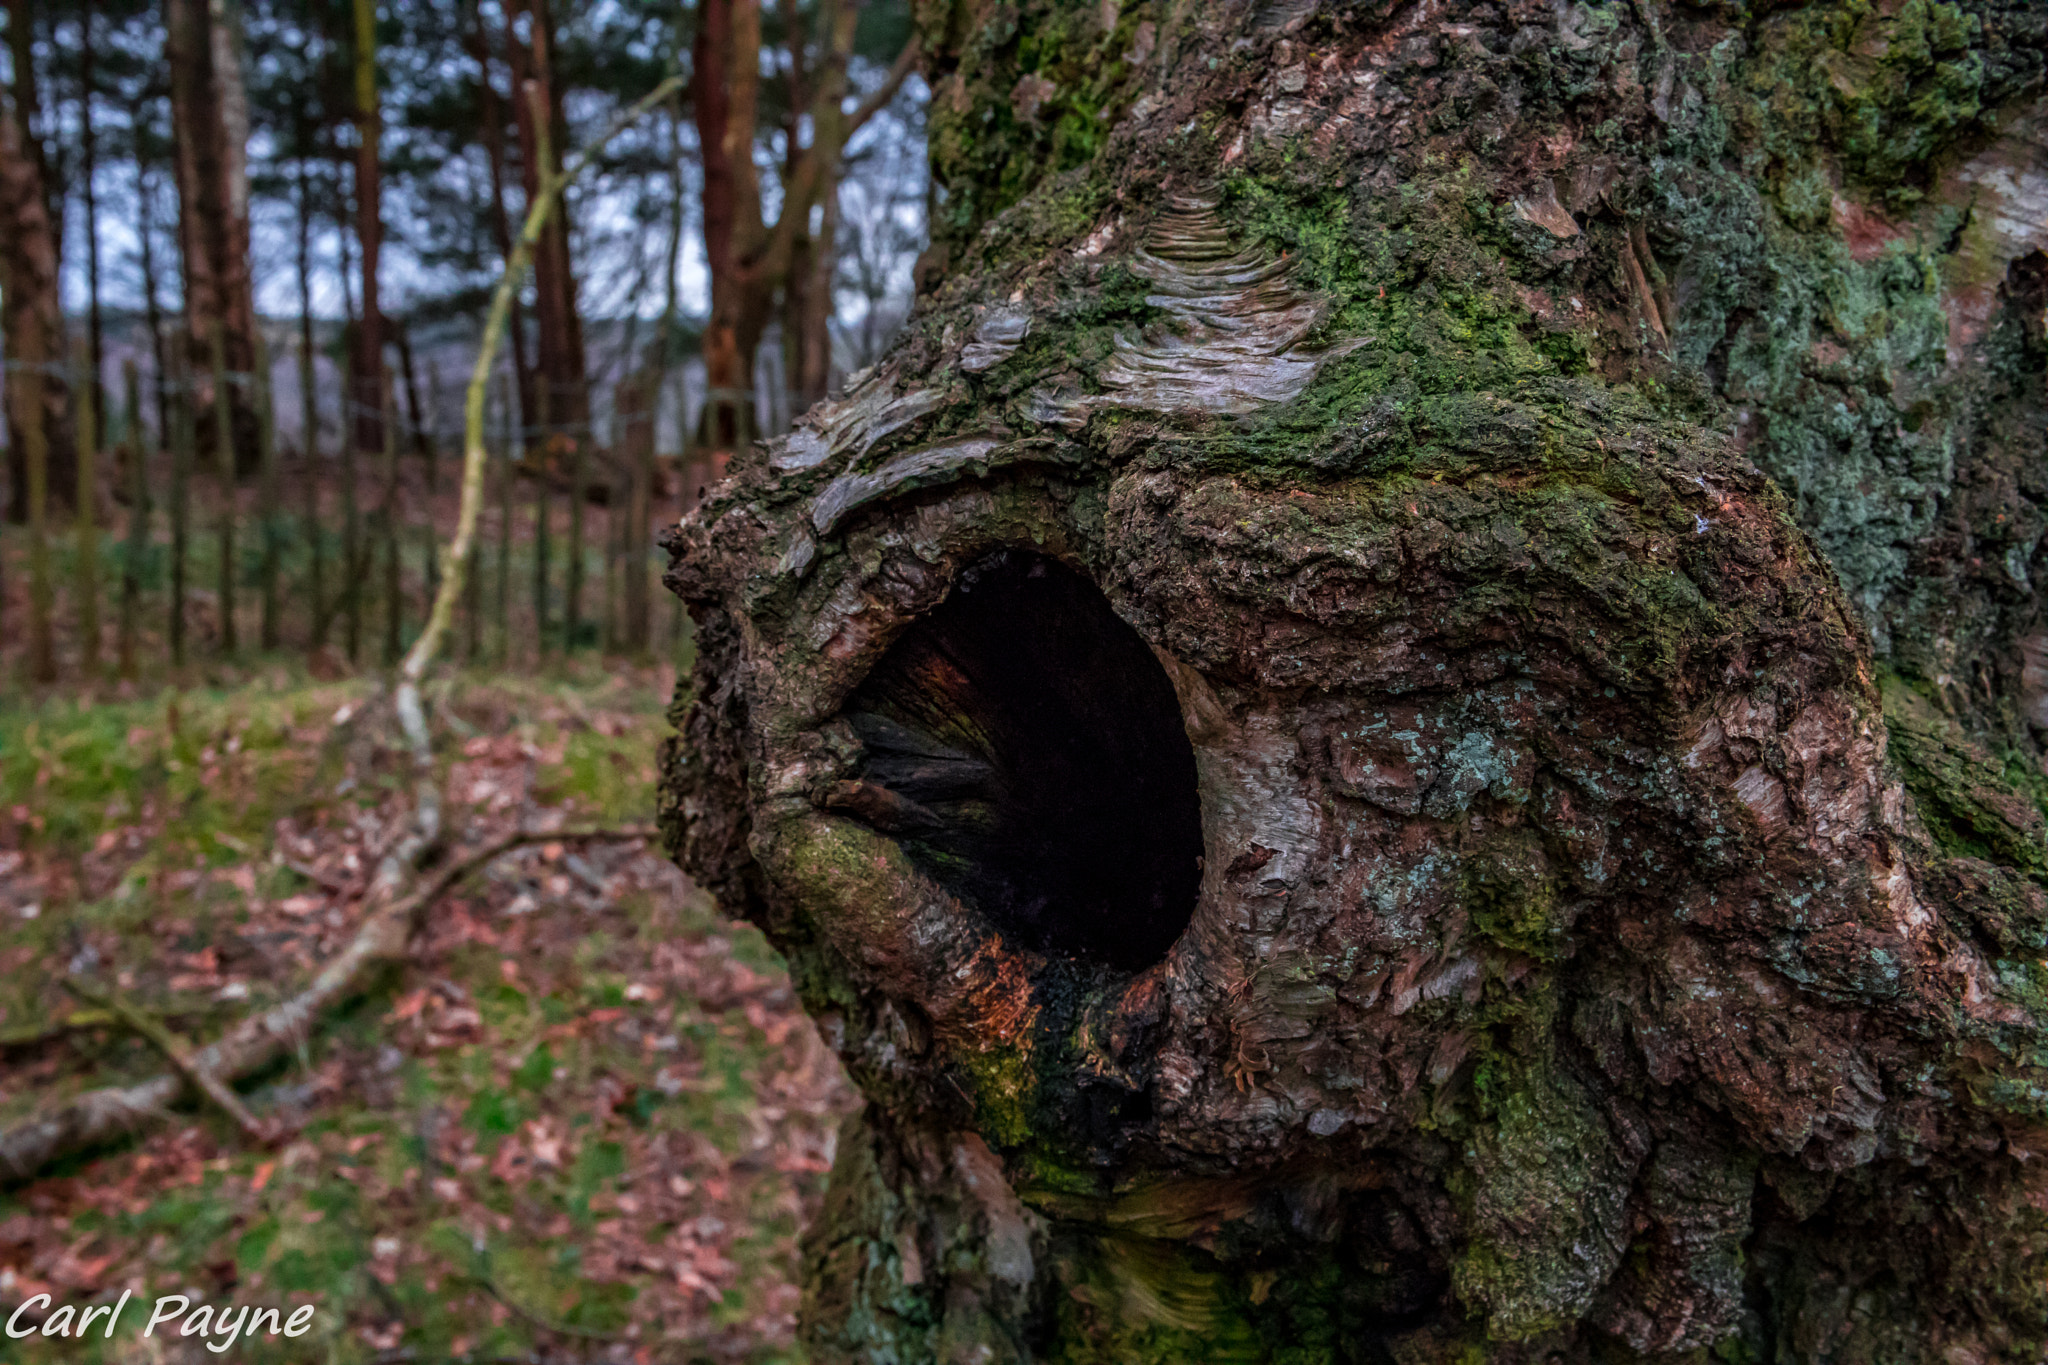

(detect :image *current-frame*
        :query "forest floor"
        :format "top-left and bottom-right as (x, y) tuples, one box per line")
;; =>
(0, 660), (855, 1364)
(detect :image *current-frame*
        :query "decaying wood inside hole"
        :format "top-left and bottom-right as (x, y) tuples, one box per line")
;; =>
(821, 551), (1203, 973)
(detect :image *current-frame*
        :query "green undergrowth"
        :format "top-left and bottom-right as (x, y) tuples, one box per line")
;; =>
(0, 662), (847, 1364)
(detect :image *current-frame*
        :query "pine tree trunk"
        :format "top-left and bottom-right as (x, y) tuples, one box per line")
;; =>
(466, 0), (537, 434)
(164, 0), (258, 477)
(693, 0), (766, 457)
(1, 23), (72, 526)
(348, 0), (384, 463)
(664, 2), (2048, 1360)
(507, 0), (589, 450)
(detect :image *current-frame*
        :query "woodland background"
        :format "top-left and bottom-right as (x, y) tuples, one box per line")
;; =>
(0, 0), (927, 1359)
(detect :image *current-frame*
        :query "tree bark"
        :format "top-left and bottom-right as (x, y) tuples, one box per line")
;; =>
(693, 0), (762, 456)
(348, 0), (384, 462)
(1, 0), (71, 524)
(78, 0), (103, 443)
(164, 0), (258, 476)
(663, 1), (2048, 1360)
(506, 0), (588, 452)
(466, 0), (536, 435)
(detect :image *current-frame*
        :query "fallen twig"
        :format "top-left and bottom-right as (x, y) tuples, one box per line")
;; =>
(0, 1010), (120, 1050)
(464, 1265), (630, 1345)
(0, 825), (654, 1180)
(283, 857), (353, 895)
(60, 978), (277, 1145)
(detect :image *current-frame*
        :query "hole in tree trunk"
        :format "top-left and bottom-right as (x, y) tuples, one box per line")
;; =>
(832, 550), (1204, 972)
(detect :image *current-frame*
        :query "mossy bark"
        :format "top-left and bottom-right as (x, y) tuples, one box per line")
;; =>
(661, 1), (2048, 1359)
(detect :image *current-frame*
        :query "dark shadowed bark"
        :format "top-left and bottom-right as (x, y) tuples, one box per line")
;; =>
(664, 0), (2048, 1360)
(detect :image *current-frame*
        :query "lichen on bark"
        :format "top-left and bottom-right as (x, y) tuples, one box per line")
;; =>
(661, 0), (2048, 1359)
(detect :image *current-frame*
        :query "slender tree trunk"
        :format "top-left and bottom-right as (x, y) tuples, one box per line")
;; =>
(166, 345), (192, 669)
(465, 0), (535, 432)
(664, 4), (2048, 1362)
(296, 133), (324, 649)
(506, 0), (587, 451)
(341, 354), (360, 664)
(640, 89), (686, 655)
(429, 366), (445, 608)
(164, 0), (257, 475)
(380, 376), (399, 665)
(209, 322), (235, 655)
(495, 370), (513, 662)
(335, 159), (358, 332)
(72, 346), (98, 674)
(134, 135), (171, 448)
(530, 390), (550, 656)
(565, 416), (584, 649)
(463, 390), (482, 662)
(348, 0), (383, 462)
(19, 366), (52, 682)
(791, 172), (838, 413)
(78, 0), (103, 441)
(398, 326), (437, 602)
(617, 372), (653, 653)
(256, 330), (278, 650)
(118, 360), (143, 679)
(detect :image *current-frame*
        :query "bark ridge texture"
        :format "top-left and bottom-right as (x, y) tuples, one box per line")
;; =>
(662, 0), (2048, 1359)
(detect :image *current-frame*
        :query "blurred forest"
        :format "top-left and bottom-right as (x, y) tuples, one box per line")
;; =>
(0, 0), (926, 678)
(0, 1), (923, 1359)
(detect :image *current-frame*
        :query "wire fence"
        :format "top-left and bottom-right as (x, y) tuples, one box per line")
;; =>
(1, 357), (716, 687)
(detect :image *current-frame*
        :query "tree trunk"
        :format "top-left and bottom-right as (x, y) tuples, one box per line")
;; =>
(1, 0), (71, 525)
(617, 369), (653, 652)
(507, 0), (588, 452)
(694, 0), (767, 456)
(348, 0), (384, 462)
(135, 121), (172, 450)
(661, 2), (2048, 1361)
(164, 0), (258, 476)
(79, 0), (103, 443)
(466, 0), (536, 435)
(296, 122), (325, 648)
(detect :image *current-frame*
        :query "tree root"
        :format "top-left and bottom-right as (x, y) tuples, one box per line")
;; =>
(0, 825), (655, 1182)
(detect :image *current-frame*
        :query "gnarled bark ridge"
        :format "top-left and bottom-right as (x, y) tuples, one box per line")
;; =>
(662, 1), (2048, 1359)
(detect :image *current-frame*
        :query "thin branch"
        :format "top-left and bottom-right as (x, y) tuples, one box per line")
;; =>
(846, 34), (921, 140)
(284, 858), (353, 894)
(60, 978), (276, 1145)
(465, 1250), (630, 1344)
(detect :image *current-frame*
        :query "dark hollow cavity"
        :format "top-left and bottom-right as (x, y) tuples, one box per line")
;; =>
(833, 551), (1204, 972)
